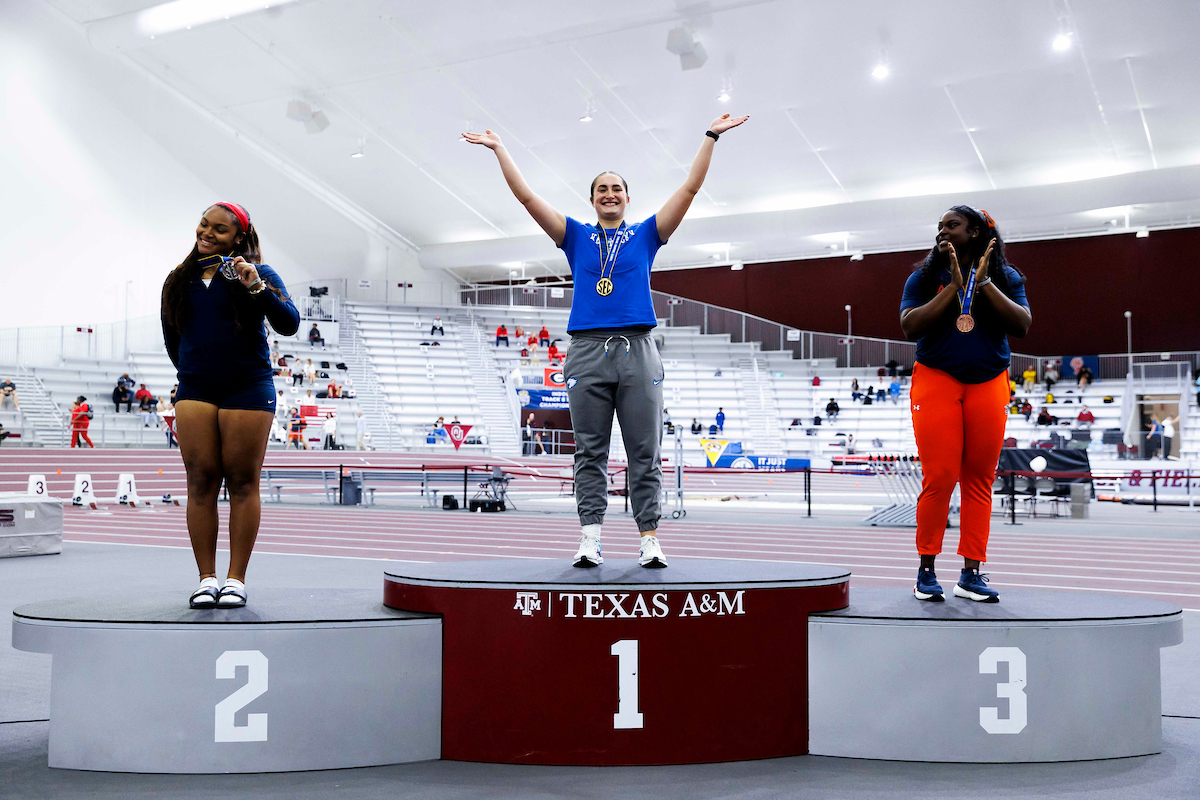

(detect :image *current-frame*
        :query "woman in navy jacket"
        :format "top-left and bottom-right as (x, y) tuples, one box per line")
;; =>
(161, 202), (299, 608)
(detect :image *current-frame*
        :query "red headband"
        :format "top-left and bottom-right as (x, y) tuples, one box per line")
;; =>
(213, 202), (250, 232)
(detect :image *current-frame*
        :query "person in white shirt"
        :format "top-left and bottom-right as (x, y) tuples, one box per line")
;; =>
(322, 414), (337, 450)
(356, 410), (368, 450)
(1161, 414), (1179, 460)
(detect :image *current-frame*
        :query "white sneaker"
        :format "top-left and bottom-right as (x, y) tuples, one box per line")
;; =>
(573, 532), (602, 567)
(638, 535), (668, 568)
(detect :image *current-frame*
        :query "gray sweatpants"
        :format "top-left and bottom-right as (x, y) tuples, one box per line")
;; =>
(565, 332), (663, 532)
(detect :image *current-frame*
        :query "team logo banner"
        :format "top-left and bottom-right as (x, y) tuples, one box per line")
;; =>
(518, 389), (570, 410)
(700, 439), (742, 466)
(709, 455), (811, 472)
(447, 423), (472, 451)
(544, 368), (566, 388)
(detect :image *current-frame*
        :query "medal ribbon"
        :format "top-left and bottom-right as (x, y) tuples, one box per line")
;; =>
(596, 221), (627, 283)
(957, 265), (978, 318)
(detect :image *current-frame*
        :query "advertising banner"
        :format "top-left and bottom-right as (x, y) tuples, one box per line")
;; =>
(519, 389), (570, 410)
(544, 368), (566, 388)
(447, 423), (472, 451)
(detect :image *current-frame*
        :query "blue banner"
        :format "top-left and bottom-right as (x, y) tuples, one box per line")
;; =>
(1061, 355), (1099, 379)
(709, 455), (810, 471)
(518, 388), (570, 410)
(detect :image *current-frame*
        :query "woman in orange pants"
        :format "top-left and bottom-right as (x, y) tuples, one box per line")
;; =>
(900, 206), (1032, 603)
(69, 396), (94, 448)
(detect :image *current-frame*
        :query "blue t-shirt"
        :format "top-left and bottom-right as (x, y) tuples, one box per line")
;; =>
(559, 215), (663, 332)
(900, 264), (1028, 384)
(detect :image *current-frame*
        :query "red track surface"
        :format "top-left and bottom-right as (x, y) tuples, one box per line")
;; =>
(5, 449), (1198, 609)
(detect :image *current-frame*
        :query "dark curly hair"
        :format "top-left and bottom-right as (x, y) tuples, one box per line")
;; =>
(912, 205), (1025, 299)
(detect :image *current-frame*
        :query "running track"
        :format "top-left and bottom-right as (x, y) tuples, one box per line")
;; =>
(60, 503), (1200, 611)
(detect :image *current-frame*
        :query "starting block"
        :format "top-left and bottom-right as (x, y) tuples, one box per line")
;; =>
(27, 474), (48, 498)
(116, 474), (152, 507)
(71, 474), (98, 509)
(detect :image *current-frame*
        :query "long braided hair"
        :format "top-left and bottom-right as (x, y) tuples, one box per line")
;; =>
(912, 205), (1025, 299)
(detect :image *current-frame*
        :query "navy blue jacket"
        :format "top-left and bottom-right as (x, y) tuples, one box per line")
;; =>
(162, 255), (300, 385)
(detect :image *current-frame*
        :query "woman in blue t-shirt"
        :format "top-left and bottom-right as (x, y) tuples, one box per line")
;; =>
(899, 206), (1032, 604)
(161, 202), (300, 609)
(464, 113), (749, 569)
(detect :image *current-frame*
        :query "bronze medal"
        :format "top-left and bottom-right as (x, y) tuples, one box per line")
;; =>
(596, 277), (614, 296)
(956, 314), (975, 333)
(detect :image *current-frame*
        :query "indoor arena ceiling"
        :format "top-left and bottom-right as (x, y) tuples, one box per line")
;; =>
(46, 0), (1200, 281)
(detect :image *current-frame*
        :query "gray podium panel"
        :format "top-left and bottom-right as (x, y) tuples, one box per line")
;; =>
(0, 494), (63, 558)
(809, 588), (1183, 763)
(12, 590), (442, 773)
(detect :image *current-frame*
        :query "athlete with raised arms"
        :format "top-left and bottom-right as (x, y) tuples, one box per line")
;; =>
(464, 113), (748, 568)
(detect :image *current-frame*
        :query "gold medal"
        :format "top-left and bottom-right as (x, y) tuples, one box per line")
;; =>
(596, 277), (614, 296)
(956, 314), (975, 333)
(595, 221), (626, 298)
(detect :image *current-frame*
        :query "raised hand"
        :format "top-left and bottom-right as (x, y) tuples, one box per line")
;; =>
(946, 243), (965, 290)
(461, 129), (503, 150)
(975, 238), (996, 283)
(709, 113), (749, 135)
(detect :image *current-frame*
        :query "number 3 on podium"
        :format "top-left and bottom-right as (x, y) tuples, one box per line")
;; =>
(980, 646), (1027, 734)
(611, 639), (644, 730)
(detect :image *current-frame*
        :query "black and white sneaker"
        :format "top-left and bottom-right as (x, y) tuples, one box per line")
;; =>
(638, 535), (668, 568)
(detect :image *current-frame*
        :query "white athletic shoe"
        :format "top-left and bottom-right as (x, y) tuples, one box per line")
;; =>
(573, 532), (603, 567)
(638, 535), (668, 568)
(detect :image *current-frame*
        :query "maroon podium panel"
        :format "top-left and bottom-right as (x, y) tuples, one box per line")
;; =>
(384, 559), (849, 765)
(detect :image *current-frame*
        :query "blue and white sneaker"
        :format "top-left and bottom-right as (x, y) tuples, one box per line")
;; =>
(954, 568), (1000, 603)
(913, 567), (944, 602)
(573, 531), (602, 567)
(638, 535), (668, 568)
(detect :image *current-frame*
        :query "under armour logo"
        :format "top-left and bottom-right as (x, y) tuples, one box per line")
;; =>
(514, 592), (541, 616)
(912, 405), (920, 411)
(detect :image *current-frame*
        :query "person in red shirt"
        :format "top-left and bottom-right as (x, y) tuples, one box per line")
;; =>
(327, 379), (339, 399)
(70, 396), (94, 448)
(547, 342), (562, 365)
(538, 325), (550, 347)
(495, 325), (509, 347)
(135, 383), (152, 402)
(1076, 405), (1095, 427)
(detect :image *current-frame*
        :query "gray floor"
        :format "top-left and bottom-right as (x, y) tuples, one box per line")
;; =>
(2, 538), (1198, 799)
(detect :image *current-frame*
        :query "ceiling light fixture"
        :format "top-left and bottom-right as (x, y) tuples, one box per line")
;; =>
(137, 0), (299, 37)
(717, 77), (732, 103)
(350, 138), (365, 159)
(580, 99), (595, 123)
(1052, 32), (1072, 51)
(666, 26), (708, 71)
(730, 261), (744, 271)
(286, 98), (331, 134)
(872, 62), (890, 81)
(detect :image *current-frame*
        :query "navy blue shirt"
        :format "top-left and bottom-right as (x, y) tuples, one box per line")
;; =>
(163, 256), (300, 385)
(559, 215), (663, 333)
(900, 264), (1028, 384)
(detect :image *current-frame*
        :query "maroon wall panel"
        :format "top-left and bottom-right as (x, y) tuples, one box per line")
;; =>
(651, 228), (1200, 356)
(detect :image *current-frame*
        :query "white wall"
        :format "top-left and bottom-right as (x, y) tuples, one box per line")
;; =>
(0, 2), (453, 329)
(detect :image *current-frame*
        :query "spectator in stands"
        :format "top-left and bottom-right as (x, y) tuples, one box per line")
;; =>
(888, 380), (901, 403)
(430, 315), (444, 336)
(523, 412), (536, 455)
(0, 420), (8, 445)
(326, 378), (340, 399)
(691, 418), (702, 434)
(304, 358), (317, 386)
(1044, 361), (1059, 393)
(138, 389), (158, 427)
(135, 383), (152, 404)
(1020, 399), (1033, 421)
(287, 408), (309, 450)
(309, 323), (324, 348)
(451, 415), (461, 425)
(0, 377), (18, 410)
(70, 396), (93, 448)
(1021, 365), (1037, 392)
(514, 325), (525, 340)
(433, 415), (446, 442)
(113, 379), (133, 413)
(292, 363), (303, 386)
(269, 340), (280, 365)
(305, 390), (315, 402)
(496, 324), (509, 346)
(715, 407), (725, 432)
(322, 414), (337, 450)
(1036, 408), (1054, 426)
(1145, 417), (1163, 459)
(886, 359), (899, 378)
(170, 384), (178, 405)
(1076, 365), (1093, 389)
(159, 396), (177, 447)
(538, 325), (550, 347)
(118, 372), (136, 392)
(547, 341), (563, 365)
(356, 410), (368, 450)
(846, 433), (857, 455)
(1161, 414), (1179, 460)
(1076, 405), (1095, 428)
(850, 378), (861, 401)
(875, 386), (887, 402)
(825, 398), (840, 422)
(662, 408), (675, 435)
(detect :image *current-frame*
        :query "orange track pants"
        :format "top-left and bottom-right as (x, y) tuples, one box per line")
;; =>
(910, 363), (1009, 562)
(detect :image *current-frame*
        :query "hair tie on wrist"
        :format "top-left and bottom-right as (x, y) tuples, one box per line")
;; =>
(705, 130), (719, 141)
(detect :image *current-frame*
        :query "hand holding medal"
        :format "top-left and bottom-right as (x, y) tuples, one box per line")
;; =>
(953, 238), (994, 333)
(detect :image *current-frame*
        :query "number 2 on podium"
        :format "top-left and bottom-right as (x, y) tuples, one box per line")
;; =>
(611, 639), (644, 729)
